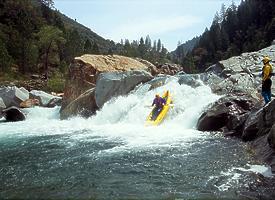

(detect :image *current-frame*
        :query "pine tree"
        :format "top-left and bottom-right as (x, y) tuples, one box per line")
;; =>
(83, 39), (92, 54)
(92, 42), (100, 54)
(37, 25), (65, 79)
(157, 39), (161, 52)
(138, 37), (146, 57)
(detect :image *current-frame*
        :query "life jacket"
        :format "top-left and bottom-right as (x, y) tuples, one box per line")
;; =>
(153, 97), (165, 107)
(262, 63), (273, 81)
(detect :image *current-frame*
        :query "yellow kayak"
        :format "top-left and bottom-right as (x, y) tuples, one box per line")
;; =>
(146, 90), (172, 126)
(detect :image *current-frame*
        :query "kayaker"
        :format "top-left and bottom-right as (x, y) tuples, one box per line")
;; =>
(152, 94), (166, 113)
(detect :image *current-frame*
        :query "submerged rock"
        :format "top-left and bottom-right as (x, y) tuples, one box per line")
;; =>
(177, 74), (202, 88)
(2, 106), (25, 122)
(144, 75), (171, 91)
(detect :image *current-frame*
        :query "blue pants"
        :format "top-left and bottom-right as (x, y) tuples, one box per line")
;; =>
(262, 90), (271, 104)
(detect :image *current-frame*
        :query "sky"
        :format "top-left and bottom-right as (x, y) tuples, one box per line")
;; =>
(54, 0), (241, 51)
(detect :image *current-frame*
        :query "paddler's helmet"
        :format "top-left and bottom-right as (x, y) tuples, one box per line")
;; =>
(155, 94), (160, 98)
(262, 56), (271, 64)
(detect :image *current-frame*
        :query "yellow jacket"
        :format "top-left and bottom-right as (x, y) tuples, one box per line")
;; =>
(262, 63), (272, 81)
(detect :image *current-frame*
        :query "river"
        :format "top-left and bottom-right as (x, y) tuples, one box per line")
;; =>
(0, 78), (272, 199)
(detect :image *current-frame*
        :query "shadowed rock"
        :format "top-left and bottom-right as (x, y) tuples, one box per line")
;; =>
(197, 94), (257, 136)
(2, 106), (26, 122)
(60, 88), (98, 120)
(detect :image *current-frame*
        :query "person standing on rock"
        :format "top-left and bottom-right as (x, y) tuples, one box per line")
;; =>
(261, 56), (273, 104)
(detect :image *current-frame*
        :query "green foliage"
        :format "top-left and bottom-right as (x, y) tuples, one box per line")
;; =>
(117, 37), (169, 65)
(36, 25), (65, 79)
(58, 60), (68, 74)
(63, 28), (83, 63)
(91, 42), (100, 54)
(0, 39), (12, 72)
(46, 73), (65, 92)
(83, 39), (92, 54)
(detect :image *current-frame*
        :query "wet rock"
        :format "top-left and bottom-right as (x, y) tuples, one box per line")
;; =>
(46, 98), (62, 108)
(267, 124), (275, 149)
(2, 106), (25, 122)
(243, 100), (275, 141)
(143, 76), (171, 91)
(252, 134), (275, 174)
(177, 74), (201, 88)
(95, 70), (153, 108)
(60, 88), (98, 120)
(197, 95), (257, 136)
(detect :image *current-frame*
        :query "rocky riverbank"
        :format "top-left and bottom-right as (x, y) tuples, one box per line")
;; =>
(1, 44), (274, 194)
(0, 86), (62, 122)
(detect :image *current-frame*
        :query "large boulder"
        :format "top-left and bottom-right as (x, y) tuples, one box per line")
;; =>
(268, 124), (275, 149)
(61, 54), (155, 110)
(30, 90), (61, 107)
(95, 70), (153, 108)
(242, 104), (263, 141)
(243, 100), (275, 141)
(197, 94), (257, 136)
(0, 86), (29, 108)
(0, 97), (6, 118)
(205, 44), (275, 96)
(60, 88), (98, 120)
(2, 106), (26, 122)
(0, 97), (6, 110)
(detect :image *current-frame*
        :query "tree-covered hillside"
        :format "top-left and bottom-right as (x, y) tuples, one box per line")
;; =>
(0, 0), (119, 76)
(174, 0), (275, 73)
(0, 0), (170, 89)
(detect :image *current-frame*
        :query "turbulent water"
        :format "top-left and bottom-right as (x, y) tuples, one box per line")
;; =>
(0, 78), (273, 199)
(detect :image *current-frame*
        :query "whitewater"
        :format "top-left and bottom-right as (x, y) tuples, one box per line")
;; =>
(0, 77), (272, 199)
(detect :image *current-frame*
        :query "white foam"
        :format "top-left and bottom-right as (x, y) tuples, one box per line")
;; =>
(0, 78), (220, 151)
(209, 164), (273, 192)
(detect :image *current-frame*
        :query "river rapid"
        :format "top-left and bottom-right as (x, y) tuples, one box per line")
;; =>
(0, 78), (273, 199)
